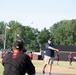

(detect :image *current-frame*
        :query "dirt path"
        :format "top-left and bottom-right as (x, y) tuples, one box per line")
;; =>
(32, 60), (76, 74)
(36, 65), (76, 74)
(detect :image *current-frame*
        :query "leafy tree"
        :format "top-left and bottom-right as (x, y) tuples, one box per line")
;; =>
(37, 28), (50, 50)
(0, 19), (76, 50)
(0, 21), (5, 49)
(50, 19), (76, 46)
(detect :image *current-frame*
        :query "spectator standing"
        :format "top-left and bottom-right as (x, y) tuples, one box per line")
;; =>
(68, 52), (73, 66)
(28, 51), (33, 60)
(55, 53), (60, 65)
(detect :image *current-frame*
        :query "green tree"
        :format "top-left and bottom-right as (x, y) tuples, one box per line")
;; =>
(37, 28), (50, 50)
(0, 21), (5, 49)
(50, 19), (76, 46)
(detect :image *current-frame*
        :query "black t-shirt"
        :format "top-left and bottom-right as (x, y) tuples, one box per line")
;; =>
(2, 52), (35, 75)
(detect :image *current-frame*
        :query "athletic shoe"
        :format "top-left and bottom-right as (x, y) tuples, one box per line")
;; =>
(49, 72), (51, 75)
(42, 70), (45, 74)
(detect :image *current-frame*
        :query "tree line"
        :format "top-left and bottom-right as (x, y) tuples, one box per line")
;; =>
(0, 19), (76, 51)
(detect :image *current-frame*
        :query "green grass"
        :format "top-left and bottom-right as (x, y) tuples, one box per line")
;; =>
(0, 59), (76, 75)
(54, 61), (76, 69)
(0, 59), (3, 75)
(65, 74), (76, 75)
(32, 60), (76, 75)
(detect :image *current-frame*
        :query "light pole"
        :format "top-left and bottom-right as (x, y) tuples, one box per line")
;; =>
(4, 24), (10, 49)
(4, 24), (6, 49)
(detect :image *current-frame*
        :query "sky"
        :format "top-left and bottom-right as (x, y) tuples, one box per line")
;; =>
(0, 0), (76, 31)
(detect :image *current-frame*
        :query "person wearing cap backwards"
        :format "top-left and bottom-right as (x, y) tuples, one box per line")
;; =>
(2, 40), (36, 75)
(42, 38), (59, 75)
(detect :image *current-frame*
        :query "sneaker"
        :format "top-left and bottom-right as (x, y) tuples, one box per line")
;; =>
(49, 72), (51, 75)
(42, 70), (45, 74)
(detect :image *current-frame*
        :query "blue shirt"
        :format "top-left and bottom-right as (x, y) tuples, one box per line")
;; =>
(45, 43), (55, 57)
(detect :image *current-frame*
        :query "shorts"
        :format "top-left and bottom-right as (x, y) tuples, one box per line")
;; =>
(69, 58), (72, 62)
(44, 55), (54, 65)
(56, 58), (59, 61)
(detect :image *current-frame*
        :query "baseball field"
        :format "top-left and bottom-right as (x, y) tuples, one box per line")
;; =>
(0, 59), (76, 75)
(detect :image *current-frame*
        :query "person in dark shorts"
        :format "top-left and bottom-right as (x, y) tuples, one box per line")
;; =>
(2, 40), (36, 75)
(68, 52), (73, 66)
(55, 53), (60, 65)
(42, 38), (59, 75)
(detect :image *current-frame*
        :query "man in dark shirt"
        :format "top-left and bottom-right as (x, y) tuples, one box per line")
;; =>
(2, 40), (36, 75)
(42, 38), (59, 75)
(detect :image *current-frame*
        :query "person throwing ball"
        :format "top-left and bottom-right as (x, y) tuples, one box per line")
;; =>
(42, 38), (59, 75)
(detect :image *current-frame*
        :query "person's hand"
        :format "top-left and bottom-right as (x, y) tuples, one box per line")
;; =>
(56, 49), (59, 53)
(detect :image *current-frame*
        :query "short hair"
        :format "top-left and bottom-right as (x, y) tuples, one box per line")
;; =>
(48, 38), (53, 41)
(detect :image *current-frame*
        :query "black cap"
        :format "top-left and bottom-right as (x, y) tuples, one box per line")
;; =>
(48, 38), (53, 41)
(14, 40), (24, 50)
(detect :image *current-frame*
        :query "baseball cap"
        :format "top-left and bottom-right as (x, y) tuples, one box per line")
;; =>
(14, 40), (24, 50)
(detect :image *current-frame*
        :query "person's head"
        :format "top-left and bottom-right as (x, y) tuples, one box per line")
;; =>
(48, 38), (53, 44)
(13, 40), (24, 51)
(30, 51), (32, 53)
